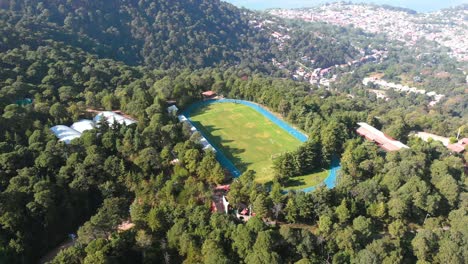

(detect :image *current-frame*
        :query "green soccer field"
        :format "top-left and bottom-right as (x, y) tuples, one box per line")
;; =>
(189, 102), (304, 183)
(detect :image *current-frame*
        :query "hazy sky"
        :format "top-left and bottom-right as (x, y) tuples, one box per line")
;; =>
(224, 0), (468, 12)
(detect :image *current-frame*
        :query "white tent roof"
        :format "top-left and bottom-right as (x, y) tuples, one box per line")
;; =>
(94, 111), (136, 126)
(50, 125), (82, 144)
(71, 119), (95, 133)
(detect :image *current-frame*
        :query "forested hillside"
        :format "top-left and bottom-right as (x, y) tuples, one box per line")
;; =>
(1, 0), (267, 68)
(0, 0), (466, 263)
(0, 37), (466, 263)
(0, 0), (360, 70)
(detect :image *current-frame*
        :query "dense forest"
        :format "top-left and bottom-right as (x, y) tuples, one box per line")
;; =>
(0, 0), (357, 70)
(0, 0), (466, 263)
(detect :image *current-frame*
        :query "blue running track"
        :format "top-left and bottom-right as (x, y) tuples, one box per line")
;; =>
(297, 156), (340, 192)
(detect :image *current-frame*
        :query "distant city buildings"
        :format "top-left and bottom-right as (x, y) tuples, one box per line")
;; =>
(269, 3), (468, 62)
(362, 77), (445, 106)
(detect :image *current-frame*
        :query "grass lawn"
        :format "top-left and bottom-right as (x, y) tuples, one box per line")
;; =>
(283, 168), (329, 191)
(189, 102), (303, 183)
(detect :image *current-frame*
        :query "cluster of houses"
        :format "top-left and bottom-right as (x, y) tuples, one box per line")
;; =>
(362, 77), (445, 106)
(288, 49), (387, 87)
(211, 185), (255, 222)
(269, 3), (468, 62)
(249, 18), (292, 51)
(50, 111), (136, 144)
(168, 104), (217, 153)
(250, 10), (393, 88)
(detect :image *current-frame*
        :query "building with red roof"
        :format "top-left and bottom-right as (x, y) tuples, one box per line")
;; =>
(357, 122), (409, 152)
(447, 138), (467, 153)
(202, 90), (217, 99)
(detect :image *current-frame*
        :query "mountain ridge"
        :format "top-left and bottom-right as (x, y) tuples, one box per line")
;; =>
(0, 0), (274, 68)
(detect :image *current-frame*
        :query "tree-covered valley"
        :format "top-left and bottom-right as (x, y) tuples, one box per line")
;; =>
(0, 0), (466, 263)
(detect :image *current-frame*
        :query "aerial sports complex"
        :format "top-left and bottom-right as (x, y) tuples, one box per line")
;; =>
(178, 98), (339, 191)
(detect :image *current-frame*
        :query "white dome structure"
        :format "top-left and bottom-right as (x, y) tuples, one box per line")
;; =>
(71, 119), (95, 133)
(50, 125), (82, 144)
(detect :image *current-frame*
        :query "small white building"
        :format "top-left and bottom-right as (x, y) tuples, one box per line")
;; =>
(203, 144), (216, 153)
(200, 137), (210, 147)
(199, 137), (216, 152)
(167, 105), (179, 115)
(222, 196), (229, 214)
(177, 115), (188, 122)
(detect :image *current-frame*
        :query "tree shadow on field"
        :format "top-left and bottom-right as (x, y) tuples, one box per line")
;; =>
(191, 122), (251, 173)
(190, 105), (216, 116)
(285, 178), (306, 187)
(220, 144), (251, 172)
(284, 167), (327, 188)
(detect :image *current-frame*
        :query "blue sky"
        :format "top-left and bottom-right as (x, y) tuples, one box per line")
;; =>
(224, 0), (468, 12)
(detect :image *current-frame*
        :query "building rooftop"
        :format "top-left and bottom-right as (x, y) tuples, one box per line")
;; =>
(177, 115), (188, 122)
(447, 138), (467, 153)
(202, 90), (216, 97)
(70, 119), (95, 133)
(167, 105), (178, 114)
(413, 132), (450, 146)
(50, 125), (82, 144)
(447, 143), (465, 153)
(94, 111), (136, 126)
(52, 111), (137, 144)
(357, 122), (409, 151)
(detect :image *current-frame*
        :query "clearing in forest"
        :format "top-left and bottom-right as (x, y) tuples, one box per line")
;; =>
(189, 102), (304, 183)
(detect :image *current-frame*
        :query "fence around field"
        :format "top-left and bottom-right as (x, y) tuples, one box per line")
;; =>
(181, 99), (340, 191)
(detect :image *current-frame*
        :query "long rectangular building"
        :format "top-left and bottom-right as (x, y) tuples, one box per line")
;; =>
(413, 132), (450, 146)
(356, 122), (409, 151)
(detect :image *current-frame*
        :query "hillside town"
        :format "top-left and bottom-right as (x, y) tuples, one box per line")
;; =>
(249, 16), (389, 87)
(362, 77), (445, 106)
(269, 2), (468, 61)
